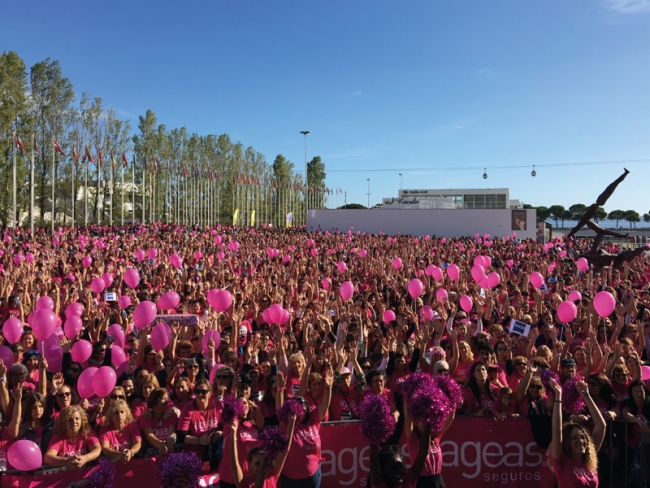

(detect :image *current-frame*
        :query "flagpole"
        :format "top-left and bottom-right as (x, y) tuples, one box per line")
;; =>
(97, 151), (101, 225)
(84, 154), (88, 226)
(71, 157), (75, 229)
(131, 156), (135, 224)
(109, 155), (113, 225)
(29, 134), (34, 232)
(121, 160), (124, 226)
(12, 132), (17, 230)
(142, 158), (146, 225)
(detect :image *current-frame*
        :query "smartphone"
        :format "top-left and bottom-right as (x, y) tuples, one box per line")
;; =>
(104, 292), (117, 302)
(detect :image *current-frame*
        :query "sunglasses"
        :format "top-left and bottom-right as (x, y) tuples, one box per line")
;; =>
(27, 350), (39, 355)
(111, 394), (126, 400)
(496, 347), (507, 352)
(194, 389), (210, 396)
(188, 364), (199, 369)
(57, 391), (72, 398)
(215, 374), (229, 380)
(515, 362), (527, 367)
(529, 385), (543, 390)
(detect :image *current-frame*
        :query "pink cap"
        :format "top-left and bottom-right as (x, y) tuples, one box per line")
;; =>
(340, 367), (352, 375)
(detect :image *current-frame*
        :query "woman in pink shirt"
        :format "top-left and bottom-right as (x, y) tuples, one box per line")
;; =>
(229, 414), (297, 488)
(138, 388), (178, 455)
(463, 362), (499, 416)
(221, 398), (262, 488)
(369, 424), (432, 488)
(548, 378), (605, 488)
(44, 405), (101, 467)
(99, 400), (142, 463)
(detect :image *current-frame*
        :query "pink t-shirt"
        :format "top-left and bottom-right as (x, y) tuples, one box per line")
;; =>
(452, 361), (471, 382)
(138, 411), (178, 442)
(282, 410), (321, 479)
(387, 368), (411, 393)
(406, 435), (442, 476)
(99, 422), (142, 452)
(220, 421), (259, 484)
(47, 433), (100, 459)
(286, 375), (302, 398)
(463, 384), (499, 414)
(0, 429), (14, 470)
(551, 454), (598, 488)
(131, 399), (148, 420)
(177, 399), (222, 436)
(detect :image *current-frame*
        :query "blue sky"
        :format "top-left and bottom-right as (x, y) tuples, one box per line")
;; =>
(3, 0), (650, 213)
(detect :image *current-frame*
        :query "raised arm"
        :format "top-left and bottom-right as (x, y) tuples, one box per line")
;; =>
(548, 378), (563, 460)
(575, 379), (606, 452)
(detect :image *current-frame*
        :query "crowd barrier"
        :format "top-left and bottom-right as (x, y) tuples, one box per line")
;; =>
(0, 418), (558, 488)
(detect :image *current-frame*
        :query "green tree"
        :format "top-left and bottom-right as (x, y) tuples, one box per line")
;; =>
(607, 210), (626, 228)
(560, 209), (573, 228)
(548, 205), (566, 228)
(30, 58), (75, 222)
(568, 204), (587, 221)
(307, 156), (327, 209)
(624, 210), (640, 228)
(594, 207), (607, 222)
(0, 51), (32, 227)
(536, 206), (550, 222)
(643, 213), (650, 223)
(338, 203), (367, 209)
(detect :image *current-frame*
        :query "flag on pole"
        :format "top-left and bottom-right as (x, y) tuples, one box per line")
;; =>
(72, 144), (79, 162)
(53, 138), (66, 157)
(122, 151), (128, 168)
(250, 209), (256, 227)
(285, 212), (293, 228)
(97, 147), (103, 167)
(13, 132), (25, 153)
(233, 208), (239, 226)
(110, 151), (117, 170)
(84, 145), (94, 163)
(33, 138), (42, 156)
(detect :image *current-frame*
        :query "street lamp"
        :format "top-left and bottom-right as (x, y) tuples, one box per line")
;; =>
(300, 131), (309, 224)
(399, 173), (402, 192)
(367, 178), (371, 208)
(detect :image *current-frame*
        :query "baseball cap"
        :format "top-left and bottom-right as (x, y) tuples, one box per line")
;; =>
(340, 367), (352, 375)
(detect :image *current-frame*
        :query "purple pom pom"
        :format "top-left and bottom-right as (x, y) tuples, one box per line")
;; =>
(408, 382), (452, 434)
(87, 457), (116, 488)
(540, 369), (560, 393)
(159, 452), (203, 488)
(257, 427), (290, 458)
(400, 372), (435, 402)
(277, 398), (306, 424)
(222, 396), (247, 425)
(433, 374), (463, 408)
(358, 393), (396, 444)
(562, 376), (586, 415)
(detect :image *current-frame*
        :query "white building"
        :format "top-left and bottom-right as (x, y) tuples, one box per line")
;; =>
(390, 188), (522, 210)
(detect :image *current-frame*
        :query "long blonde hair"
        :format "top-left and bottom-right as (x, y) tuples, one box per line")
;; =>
(548, 423), (598, 473)
(104, 399), (134, 430)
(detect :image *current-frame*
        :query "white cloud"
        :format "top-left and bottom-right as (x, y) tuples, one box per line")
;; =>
(606, 0), (650, 13)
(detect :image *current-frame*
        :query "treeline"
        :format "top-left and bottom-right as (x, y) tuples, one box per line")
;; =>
(0, 51), (327, 228)
(524, 203), (647, 229)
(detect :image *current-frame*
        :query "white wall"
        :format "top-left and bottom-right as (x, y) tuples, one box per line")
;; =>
(307, 209), (537, 239)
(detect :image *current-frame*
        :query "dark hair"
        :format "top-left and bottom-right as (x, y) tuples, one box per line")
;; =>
(366, 369), (385, 388)
(477, 341), (494, 355)
(248, 446), (264, 462)
(467, 361), (495, 406)
(625, 380), (650, 418)
(147, 387), (170, 409)
(587, 373), (617, 409)
(23, 392), (52, 427)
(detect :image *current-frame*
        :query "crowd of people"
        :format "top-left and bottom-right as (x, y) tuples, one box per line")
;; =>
(0, 223), (647, 488)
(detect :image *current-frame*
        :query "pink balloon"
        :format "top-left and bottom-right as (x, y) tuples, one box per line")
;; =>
(71, 340), (92, 363)
(111, 346), (127, 367)
(31, 309), (57, 341)
(77, 367), (98, 398)
(151, 323), (172, 351)
(487, 272), (501, 288)
(279, 309), (290, 325)
(214, 235), (222, 245)
(133, 301), (157, 328)
(91, 278), (106, 294)
(383, 310), (396, 323)
(25, 252), (35, 264)
(594, 291), (616, 318)
(447, 264), (459, 280)
(310, 248), (318, 257)
(283, 255), (291, 264)
(460, 295), (473, 313)
(557, 301), (578, 323)
(117, 295), (132, 310)
(337, 261), (347, 273)
(576, 257), (589, 272)
(473, 256), (485, 268)
(158, 291), (180, 311)
(3, 318), (23, 344)
(135, 249), (146, 262)
(34, 295), (53, 311)
(148, 248), (158, 260)
(44, 345), (63, 373)
(392, 257), (403, 270)
(359, 249), (368, 258)
(13, 254), (24, 266)
(81, 255), (92, 268)
(568, 290), (582, 303)
(408, 279), (424, 299)
(65, 302), (84, 318)
(207, 289), (234, 312)
(436, 288), (448, 302)
(642, 365), (650, 382)
(194, 251), (203, 260)
(170, 253), (183, 268)
(124, 268), (140, 288)
(63, 316), (83, 339)
(0, 346), (13, 365)
(8, 440), (42, 471)
(506, 259), (514, 267)
(340, 281), (355, 301)
(107, 324), (125, 348)
(471, 265), (485, 283)
(483, 256), (492, 269)
(560, 250), (567, 258)
(217, 252), (225, 261)
(529, 272), (544, 289)
(202, 330), (222, 354)
(267, 304), (284, 324)
(92, 366), (117, 398)
(102, 272), (114, 288)
(420, 306), (434, 321)
(321, 278), (331, 290)
(431, 266), (443, 281)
